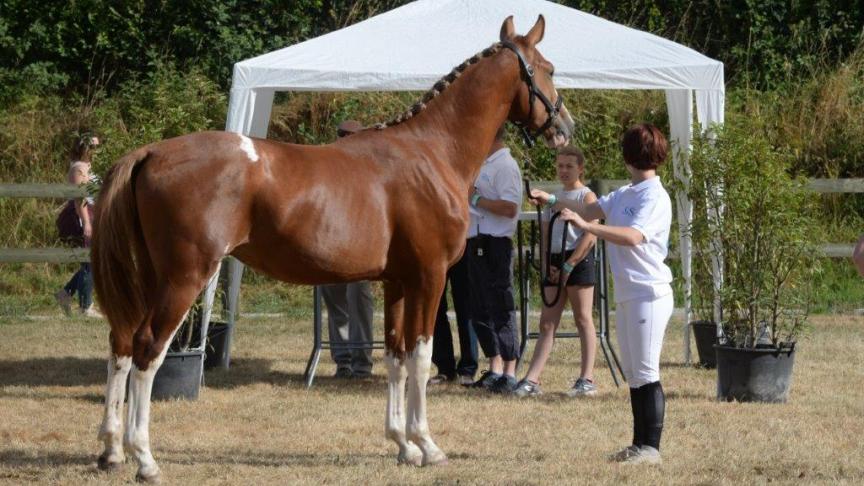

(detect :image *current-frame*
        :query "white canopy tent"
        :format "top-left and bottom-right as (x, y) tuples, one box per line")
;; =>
(218, 0), (725, 362)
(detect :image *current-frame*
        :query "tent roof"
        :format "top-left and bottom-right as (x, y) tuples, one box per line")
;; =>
(231, 0), (723, 93)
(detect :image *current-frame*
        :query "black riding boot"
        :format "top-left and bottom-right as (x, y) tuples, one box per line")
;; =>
(640, 381), (665, 451)
(629, 387), (644, 447)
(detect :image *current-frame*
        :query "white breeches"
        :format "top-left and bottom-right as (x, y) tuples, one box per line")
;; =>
(615, 293), (674, 387)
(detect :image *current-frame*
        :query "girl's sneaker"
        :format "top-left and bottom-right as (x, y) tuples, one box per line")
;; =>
(566, 378), (597, 397)
(511, 379), (542, 397)
(82, 306), (104, 319)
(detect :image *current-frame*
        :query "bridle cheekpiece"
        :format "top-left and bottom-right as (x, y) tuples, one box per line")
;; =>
(501, 40), (563, 148)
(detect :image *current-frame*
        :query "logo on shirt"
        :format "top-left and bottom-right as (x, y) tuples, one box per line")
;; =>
(624, 207), (636, 216)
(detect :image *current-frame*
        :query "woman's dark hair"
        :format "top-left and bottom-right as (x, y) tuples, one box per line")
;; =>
(621, 124), (668, 170)
(69, 133), (97, 163)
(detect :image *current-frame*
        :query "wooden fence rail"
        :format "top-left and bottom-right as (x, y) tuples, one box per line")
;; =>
(1, 179), (860, 264)
(528, 178), (861, 258)
(0, 184), (91, 263)
(0, 183), (88, 199)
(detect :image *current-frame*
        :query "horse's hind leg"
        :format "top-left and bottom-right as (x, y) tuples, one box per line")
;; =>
(97, 331), (133, 471)
(124, 279), (206, 483)
(383, 281), (423, 466)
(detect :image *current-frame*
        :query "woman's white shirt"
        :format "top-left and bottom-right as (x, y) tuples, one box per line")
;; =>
(542, 187), (591, 252)
(597, 176), (673, 303)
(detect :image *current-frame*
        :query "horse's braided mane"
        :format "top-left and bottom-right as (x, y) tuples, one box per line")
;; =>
(373, 42), (504, 130)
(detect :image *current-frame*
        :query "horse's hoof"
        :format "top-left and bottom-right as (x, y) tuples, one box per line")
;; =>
(397, 446), (423, 467)
(422, 453), (449, 467)
(96, 454), (124, 472)
(135, 470), (161, 484)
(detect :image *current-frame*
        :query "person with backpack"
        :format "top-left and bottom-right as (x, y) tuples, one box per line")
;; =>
(55, 133), (102, 318)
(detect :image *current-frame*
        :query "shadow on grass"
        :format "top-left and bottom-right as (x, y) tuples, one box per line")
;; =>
(156, 447), (484, 468)
(0, 447), (486, 473)
(203, 358), (388, 396)
(0, 357), (104, 387)
(0, 448), (94, 468)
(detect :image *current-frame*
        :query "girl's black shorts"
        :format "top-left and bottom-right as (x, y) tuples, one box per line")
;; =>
(543, 249), (596, 287)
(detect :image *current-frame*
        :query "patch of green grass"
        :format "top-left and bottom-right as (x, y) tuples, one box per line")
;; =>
(811, 259), (864, 314)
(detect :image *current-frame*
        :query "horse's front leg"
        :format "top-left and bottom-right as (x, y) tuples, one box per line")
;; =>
(405, 336), (447, 465)
(404, 277), (448, 466)
(382, 281), (423, 466)
(386, 353), (423, 465)
(97, 351), (132, 471)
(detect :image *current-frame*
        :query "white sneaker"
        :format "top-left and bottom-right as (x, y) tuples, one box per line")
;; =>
(458, 375), (475, 387)
(608, 445), (640, 462)
(81, 306), (104, 319)
(55, 290), (72, 317)
(620, 446), (662, 465)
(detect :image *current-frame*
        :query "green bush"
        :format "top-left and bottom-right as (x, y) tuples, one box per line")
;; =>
(687, 124), (820, 347)
(0, 62), (225, 251)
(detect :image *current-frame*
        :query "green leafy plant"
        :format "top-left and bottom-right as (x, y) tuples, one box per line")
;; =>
(686, 124), (819, 348)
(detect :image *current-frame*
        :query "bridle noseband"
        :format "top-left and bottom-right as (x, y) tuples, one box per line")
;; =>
(501, 40), (563, 148)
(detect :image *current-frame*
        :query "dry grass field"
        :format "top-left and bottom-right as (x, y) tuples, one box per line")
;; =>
(1, 312), (863, 485)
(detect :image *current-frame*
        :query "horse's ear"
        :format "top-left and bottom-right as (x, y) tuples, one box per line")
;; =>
(500, 16), (516, 41)
(525, 15), (545, 46)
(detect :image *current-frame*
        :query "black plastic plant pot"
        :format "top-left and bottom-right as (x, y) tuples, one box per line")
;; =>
(152, 351), (204, 401)
(204, 321), (233, 370)
(691, 320), (718, 368)
(715, 344), (796, 403)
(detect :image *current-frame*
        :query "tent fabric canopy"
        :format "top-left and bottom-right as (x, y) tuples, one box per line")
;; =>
(230, 0), (722, 93)
(222, 0), (725, 362)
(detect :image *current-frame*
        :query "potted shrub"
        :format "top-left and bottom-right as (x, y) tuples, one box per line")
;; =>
(688, 264), (719, 368)
(687, 124), (819, 403)
(151, 276), (230, 399)
(151, 305), (207, 401)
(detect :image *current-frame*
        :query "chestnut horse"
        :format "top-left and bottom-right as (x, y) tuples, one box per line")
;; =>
(92, 15), (573, 482)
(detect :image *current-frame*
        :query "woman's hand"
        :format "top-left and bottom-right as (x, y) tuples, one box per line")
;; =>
(529, 189), (551, 207)
(559, 208), (588, 229)
(548, 266), (560, 283)
(83, 223), (93, 241)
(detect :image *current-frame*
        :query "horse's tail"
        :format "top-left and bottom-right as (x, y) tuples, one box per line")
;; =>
(91, 147), (152, 330)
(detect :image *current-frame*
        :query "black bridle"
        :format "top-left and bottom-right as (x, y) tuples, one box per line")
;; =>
(501, 40), (563, 148)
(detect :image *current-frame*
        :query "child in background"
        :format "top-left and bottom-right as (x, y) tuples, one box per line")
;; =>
(514, 146), (598, 397)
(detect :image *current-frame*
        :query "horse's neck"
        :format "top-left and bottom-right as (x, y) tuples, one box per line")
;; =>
(406, 52), (519, 185)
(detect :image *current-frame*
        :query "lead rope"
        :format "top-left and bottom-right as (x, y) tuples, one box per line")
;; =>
(525, 179), (569, 308)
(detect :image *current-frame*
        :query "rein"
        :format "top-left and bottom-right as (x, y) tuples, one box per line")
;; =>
(524, 179), (570, 308)
(501, 41), (563, 148)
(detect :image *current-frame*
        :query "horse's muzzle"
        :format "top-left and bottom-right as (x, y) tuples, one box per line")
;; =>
(544, 105), (575, 148)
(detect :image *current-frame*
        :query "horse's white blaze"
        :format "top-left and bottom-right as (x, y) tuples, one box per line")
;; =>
(98, 355), (132, 465)
(405, 337), (446, 465)
(238, 134), (259, 162)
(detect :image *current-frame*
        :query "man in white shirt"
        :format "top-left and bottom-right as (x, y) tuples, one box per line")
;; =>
(466, 125), (523, 393)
